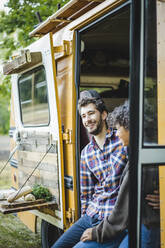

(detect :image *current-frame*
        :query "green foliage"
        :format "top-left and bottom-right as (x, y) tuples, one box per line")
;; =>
(0, 75), (11, 134)
(0, 0), (69, 134)
(32, 184), (53, 201)
(0, 97), (10, 134)
(0, 0), (70, 59)
(0, 75), (11, 98)
(0, 36), (17, 60)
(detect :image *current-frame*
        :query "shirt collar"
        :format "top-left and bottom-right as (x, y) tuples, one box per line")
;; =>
(90, 128), (114, 149)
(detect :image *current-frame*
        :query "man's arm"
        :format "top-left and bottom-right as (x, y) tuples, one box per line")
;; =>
(80, 149), (95, 215)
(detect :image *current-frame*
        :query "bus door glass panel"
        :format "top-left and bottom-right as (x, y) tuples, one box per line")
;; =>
(143, 0), (162, 146)
(140, 0), (165, 247)
(141, 164), (160, 247)
(18, 65), (49, 126)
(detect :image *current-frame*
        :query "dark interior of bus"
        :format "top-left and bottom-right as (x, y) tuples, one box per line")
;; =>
(78, 2), (157, 150)
(79, 5), (130, 150)
(77, 1), (158, 217)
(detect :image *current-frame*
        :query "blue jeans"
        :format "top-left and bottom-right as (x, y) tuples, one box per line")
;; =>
(51, 215), (99, 248)
(119, 224), (160, 248)
(51, 214), (126, 248)
(73, 233), (127, 248)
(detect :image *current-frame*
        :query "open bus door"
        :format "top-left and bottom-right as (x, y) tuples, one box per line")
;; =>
(129, 0), (165, 247)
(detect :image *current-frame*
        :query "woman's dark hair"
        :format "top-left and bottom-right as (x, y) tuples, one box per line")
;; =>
(78, 90), (108, 114)
(107, 100), (129, 129)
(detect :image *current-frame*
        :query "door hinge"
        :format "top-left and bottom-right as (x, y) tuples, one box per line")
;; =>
(62, 129), (72, 144)
(66, 208), (75, 224)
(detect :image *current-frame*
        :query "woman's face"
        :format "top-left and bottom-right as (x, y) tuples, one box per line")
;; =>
(116, 124), (129, 146)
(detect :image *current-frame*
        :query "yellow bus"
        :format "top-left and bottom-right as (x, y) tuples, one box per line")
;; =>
(1, 0), (165, 247)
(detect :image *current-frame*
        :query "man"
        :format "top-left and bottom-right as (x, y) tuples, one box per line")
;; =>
(77, 101), (160, 248)
(51, 90), (127, 248)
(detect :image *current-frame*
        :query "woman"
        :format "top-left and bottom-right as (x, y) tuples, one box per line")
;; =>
(74, 101), (160, 248)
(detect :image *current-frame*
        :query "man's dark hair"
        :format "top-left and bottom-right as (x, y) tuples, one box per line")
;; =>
(78, 90), (108, 114)
(108, 100), (129, 129)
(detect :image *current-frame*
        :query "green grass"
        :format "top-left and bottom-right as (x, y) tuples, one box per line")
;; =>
(0, 213), (41, 248)
(0, 161), (41, 248)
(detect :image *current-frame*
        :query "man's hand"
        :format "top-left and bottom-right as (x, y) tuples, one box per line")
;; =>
(80, 228), (92, 242)
(145, 190), (160, 209)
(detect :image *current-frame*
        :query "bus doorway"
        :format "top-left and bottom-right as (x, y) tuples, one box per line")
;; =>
(78, 3), (130, 150)
(75, 0), (130, 227)
(76, 0), (164, 247)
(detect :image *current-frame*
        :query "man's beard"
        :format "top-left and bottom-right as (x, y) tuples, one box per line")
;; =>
(88, 118), (104, 135)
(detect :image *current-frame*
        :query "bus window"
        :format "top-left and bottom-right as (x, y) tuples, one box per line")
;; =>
(18, 66), (49, 126)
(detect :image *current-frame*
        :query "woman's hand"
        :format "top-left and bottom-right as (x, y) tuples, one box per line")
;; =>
(145, 190), (160, 209)
(80, 228), (92, 242)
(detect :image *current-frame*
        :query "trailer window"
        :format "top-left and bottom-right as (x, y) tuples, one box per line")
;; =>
(18, 66), (49, 126)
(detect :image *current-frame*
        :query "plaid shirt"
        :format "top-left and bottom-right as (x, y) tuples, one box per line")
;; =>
(80, 128), (127, 220)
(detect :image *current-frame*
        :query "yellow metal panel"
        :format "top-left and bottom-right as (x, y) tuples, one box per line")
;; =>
(71, 34), (78, 221)
(157, 1), (165, 144)
(56, 36), (78, 222)
(50, 32), (67, 227)
(56, 55), (74, 130)
(18, 212), (37, 233)
(159, 166), (165, 248)
(157, 2), (165, 247)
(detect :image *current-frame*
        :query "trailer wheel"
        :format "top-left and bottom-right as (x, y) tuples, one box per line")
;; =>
(41, 220), (63, 248)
